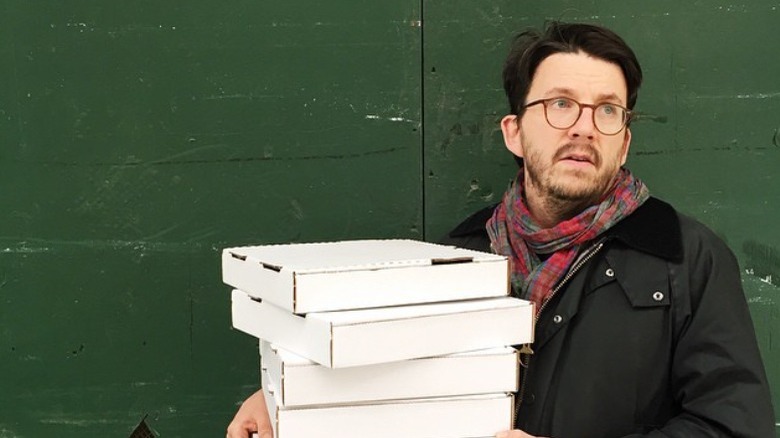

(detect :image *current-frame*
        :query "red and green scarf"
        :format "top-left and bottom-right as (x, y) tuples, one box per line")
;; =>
(486, 167), (649, 312)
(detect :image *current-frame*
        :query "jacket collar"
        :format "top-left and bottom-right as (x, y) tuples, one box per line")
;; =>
(447, 196), (683, 263)
(605, 197), (683, 263)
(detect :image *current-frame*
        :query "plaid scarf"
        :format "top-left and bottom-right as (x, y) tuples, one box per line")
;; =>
(486, 167), (649, 312)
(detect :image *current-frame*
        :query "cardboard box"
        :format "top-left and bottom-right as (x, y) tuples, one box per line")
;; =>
(222, 239), (508, 314)
(232, 289), (534, 368)
(262, 376), (514, 438)
(261, 340), (519, 407)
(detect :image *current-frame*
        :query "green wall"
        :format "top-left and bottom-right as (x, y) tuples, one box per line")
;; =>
(0, 1), (778, 436)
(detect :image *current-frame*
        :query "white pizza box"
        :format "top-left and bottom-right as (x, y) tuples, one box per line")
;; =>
(222, 239), (508, 314)
(261, 375), (514, 438)
(231, 289), (534, 368)
(260, 340), (519, 407)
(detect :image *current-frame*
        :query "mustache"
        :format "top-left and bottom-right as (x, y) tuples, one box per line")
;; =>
(553, 143), (601, 166)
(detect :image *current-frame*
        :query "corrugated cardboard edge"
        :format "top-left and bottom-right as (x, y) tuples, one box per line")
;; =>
(294, 259), (509, 314)
(512, 349), (521, 392)
(506, 263), (511, 297)
(327, 301), (532, 368)
(279, 346), (287, 406)
(324, 298), (527, 327)
(292, 272), (298, 314)
(262, 379), (282, 438)
(329, 323), (335, 368)
(292, 254), (492, 275)
(509, 393), (517, 430)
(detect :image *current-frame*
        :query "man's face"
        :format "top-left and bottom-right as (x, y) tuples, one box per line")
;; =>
(501, 52), (631, 206)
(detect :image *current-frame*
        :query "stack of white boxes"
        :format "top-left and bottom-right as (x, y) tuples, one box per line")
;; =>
(222, 239), (535, 438)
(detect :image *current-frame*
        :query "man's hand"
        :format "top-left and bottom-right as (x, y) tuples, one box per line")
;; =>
(495, 430), (549, 438)
(226, 389), (273, 438)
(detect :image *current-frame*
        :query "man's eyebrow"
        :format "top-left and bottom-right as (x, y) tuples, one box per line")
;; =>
(543, 87), (577, 98)
(542, 88), (626, 105)
(595, 93), (625, 105)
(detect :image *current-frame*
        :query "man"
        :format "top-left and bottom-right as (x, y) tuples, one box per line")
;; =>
(227, 21), (774, 438)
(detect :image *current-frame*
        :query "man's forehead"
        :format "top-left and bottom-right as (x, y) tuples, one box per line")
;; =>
(530, 53), (628, 103)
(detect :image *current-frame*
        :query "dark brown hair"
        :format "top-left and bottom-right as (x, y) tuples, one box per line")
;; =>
(502, 21), (643, 117)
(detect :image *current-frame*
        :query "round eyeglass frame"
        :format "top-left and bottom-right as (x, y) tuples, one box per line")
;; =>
(523, 97), (632, 136)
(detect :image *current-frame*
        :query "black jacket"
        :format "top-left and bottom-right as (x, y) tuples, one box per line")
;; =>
(440, 197), (774, 438)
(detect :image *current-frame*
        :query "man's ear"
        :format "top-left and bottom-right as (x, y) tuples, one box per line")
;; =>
(501, 115), (524, 158)
(620, 128), (632, 165)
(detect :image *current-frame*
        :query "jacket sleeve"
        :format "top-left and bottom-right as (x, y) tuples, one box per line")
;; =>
(628, 222), (775, 437)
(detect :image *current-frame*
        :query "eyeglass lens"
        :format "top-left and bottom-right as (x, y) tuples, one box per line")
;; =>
(544, 98), (627, 135)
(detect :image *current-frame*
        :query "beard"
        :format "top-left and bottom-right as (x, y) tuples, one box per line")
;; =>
(523, 140), (620, 206)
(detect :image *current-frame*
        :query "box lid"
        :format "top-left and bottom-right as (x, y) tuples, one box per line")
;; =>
(224, 239), (505, 275)
(223, 239), (509, 314)
(232, 289), (534, 368)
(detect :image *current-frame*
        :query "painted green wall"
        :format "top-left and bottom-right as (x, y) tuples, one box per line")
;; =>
(0, 1), (777, 436)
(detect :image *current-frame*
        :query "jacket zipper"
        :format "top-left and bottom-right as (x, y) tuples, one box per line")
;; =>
(512, 240), (605, 428)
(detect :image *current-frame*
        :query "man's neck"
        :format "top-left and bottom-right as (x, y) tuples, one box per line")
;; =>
(525, 189), (593, 229)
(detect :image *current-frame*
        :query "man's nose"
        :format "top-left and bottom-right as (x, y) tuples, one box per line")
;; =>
(568, 107), (596, 139)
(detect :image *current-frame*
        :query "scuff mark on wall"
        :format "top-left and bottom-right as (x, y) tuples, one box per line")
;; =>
(748, 296), (774, 305)
(39, 417), (123, 426)
(436, 115), (501, 156)
(694, 91), (780, 100)
(0, 425), (21, 438)
(632, 113), (668, 123)
(743, 240), (780, 288)
(203, 93), (284, 101)
(20, 146), (406, 167)
(1, 242), (51, 254)
(289, 199), (304, 221)
(364, 114), (418, 124)
(0, 237), (207, 253)
(465, 179), (496, 203)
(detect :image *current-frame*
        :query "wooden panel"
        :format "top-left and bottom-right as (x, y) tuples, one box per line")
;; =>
(0, 1), (421, 435)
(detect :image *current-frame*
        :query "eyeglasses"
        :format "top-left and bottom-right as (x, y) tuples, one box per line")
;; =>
(523, 97), (632, 136)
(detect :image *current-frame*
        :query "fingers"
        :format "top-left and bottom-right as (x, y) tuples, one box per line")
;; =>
(227, 389), (273, 438)
(253, 422), (273, 438)
(225, 426), (249, 438)
(226, 420), (254, 438)
(495, 430), (543, 438)
(226, 421), (272, 438)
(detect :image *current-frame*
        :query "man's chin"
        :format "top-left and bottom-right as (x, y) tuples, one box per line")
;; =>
(547, 180), (603, 204)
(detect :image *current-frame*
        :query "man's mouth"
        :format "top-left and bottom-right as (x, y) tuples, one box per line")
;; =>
(555, 145), (599, 167)
(560, 152), (596, 165)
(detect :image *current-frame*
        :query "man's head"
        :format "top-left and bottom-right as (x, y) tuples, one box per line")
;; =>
(503, 21), (642, 119)
(499, 22), (643, 219)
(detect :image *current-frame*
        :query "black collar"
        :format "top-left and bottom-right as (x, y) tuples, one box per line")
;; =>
(446, 197), (683, 263)
(606, 197), (683, 263)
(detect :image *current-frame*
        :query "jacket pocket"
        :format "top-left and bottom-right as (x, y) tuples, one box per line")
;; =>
(605, 251), (671, 308)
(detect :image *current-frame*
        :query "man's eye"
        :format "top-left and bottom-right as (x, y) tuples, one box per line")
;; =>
(600, 104), (617, 115)
(551, 99), (572, 109)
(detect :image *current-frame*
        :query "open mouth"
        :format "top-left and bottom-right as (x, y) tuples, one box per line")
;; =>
(560, 153), (595, 165)
(554, 144), (599, 168)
